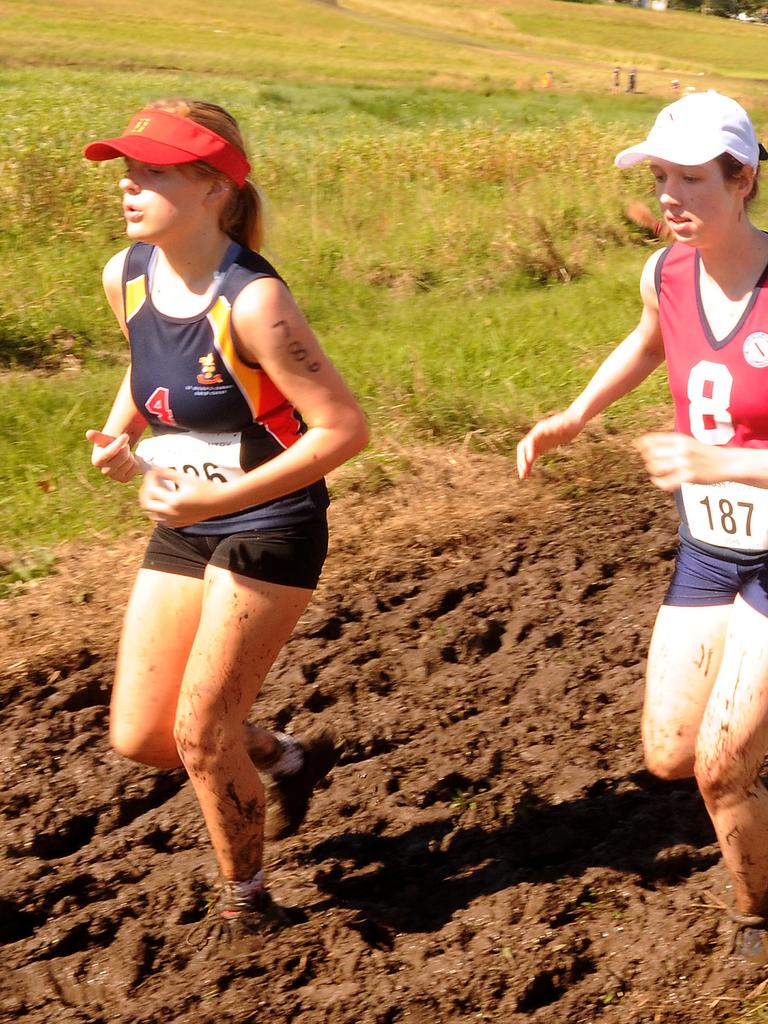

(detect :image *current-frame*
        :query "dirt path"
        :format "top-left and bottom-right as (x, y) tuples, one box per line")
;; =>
(1, 440), (765, 1023)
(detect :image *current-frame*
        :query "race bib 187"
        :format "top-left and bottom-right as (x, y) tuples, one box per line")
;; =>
(680, 480), (768, 551)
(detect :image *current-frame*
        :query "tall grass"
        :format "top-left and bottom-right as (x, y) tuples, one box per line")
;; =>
(0, 91), (658, 365)
(0, 364), (145, 553)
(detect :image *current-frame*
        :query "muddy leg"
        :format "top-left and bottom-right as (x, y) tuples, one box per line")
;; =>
(173, 565), (312, 880)
(696, 596), (768, 916)
(110, 568), (204, 769)
(642, 603), (729, 779)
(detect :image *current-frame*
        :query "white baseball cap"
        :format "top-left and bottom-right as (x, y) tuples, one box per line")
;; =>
(615, 90), (763, 169)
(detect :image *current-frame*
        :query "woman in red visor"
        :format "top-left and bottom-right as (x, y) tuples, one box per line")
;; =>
(82, 99), (369, 952)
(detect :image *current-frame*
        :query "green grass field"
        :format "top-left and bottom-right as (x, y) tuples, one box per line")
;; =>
(2, 0), (767, 606)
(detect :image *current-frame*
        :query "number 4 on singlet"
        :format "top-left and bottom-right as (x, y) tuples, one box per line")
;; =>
(687, 361), (735, 445)
(145, 387), (176, 426)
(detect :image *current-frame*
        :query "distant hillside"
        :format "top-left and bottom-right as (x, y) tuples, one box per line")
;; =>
(0, 0), (766, 104)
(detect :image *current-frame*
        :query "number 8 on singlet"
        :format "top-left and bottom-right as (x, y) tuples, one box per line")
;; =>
(687, 360), (735, 445)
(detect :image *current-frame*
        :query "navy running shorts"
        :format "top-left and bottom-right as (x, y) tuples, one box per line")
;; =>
(142, 519), (328, 589)
(664, 533), (768, 616)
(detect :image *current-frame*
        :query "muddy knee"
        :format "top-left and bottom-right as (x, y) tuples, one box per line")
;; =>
(173, 716), (229, 777)
(695, 751), (758, 808)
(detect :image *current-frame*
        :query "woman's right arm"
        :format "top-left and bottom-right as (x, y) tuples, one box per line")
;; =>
(85, 249), (148, 483)
(516, 250), (666, 479)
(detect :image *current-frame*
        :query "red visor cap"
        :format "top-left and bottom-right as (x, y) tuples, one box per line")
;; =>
(83, 109), (251, 189)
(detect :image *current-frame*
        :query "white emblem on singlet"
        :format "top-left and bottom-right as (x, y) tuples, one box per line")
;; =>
(743, 331), (768, 369)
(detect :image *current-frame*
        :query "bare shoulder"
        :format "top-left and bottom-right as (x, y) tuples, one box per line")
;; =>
(639, 247), (667, 309)
(102, 247), (130, 295)
(640, 247), (667, 281)
(102, 247), (130, 329)
(231, 275), (338, 383)
(233, 274), (294, 321)
(232, 276), (312, 356)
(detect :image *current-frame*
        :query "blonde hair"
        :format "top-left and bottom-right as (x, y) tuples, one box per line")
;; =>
(147, 98), (265, 251)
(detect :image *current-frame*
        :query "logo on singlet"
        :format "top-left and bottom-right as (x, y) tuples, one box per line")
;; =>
(196, 353), (224, 385)
(743, 332), (768, 369)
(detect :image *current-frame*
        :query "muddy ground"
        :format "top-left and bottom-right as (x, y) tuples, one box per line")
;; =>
(2, 438), (767, 1024)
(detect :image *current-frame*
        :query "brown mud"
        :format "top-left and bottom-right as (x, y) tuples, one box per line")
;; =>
(1, 440), (766, 1023)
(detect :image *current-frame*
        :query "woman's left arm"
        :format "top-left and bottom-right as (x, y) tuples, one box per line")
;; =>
(636, 433), (768, 491)
(140, 278), (369, 527)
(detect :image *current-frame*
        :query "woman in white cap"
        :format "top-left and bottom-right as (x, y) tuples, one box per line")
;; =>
(82, 99), (369, 951)
(518, 91), (768, 958)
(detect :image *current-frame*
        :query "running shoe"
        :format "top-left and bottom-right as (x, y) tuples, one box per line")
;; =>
(720, 903), (768, 964)
(732, 924), (768, 964)
(188, 886), (291, 955)
(265, 728), (339, 840)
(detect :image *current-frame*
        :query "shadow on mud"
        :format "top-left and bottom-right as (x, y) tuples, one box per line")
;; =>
(309, 771), (719, 935)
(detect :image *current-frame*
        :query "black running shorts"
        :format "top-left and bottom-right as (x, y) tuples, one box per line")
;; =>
(142, 519), (328, 590)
